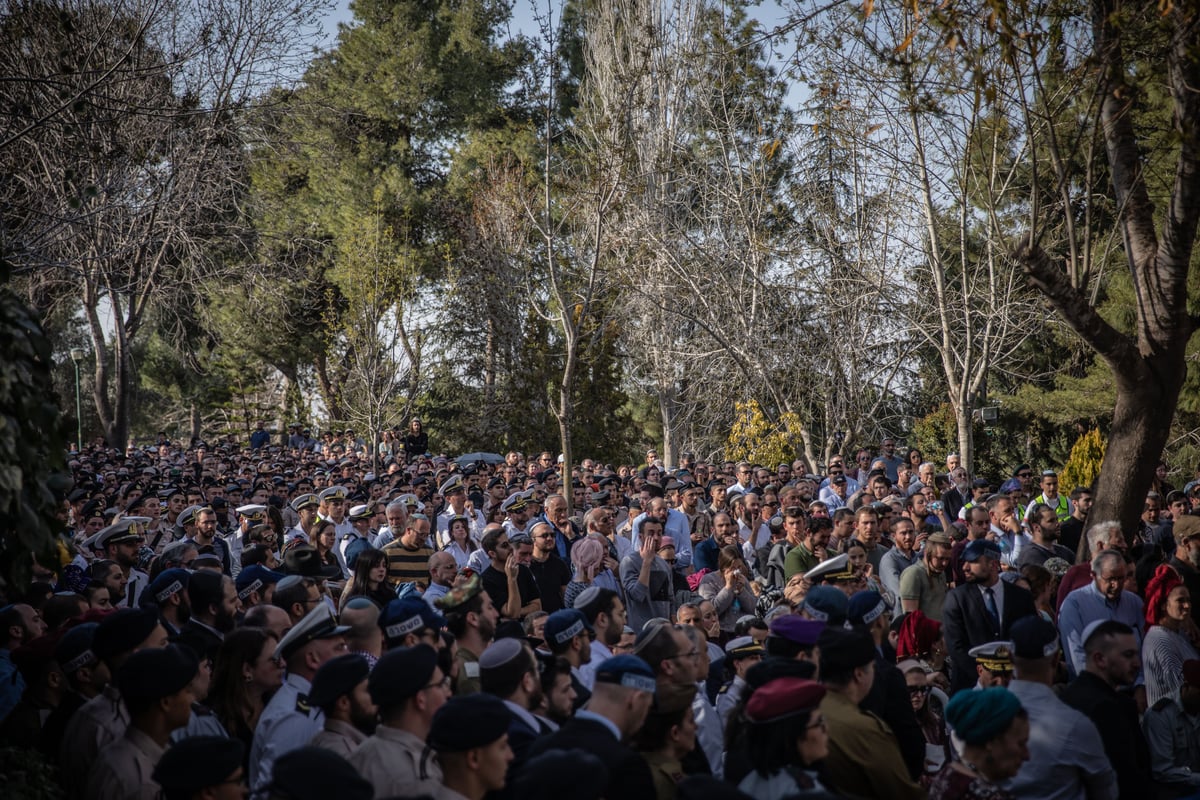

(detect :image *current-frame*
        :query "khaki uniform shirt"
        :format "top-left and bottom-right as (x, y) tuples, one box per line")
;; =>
(348, 725), (443, 798)
(821, 690), (925, 800)
(60, 685), (129, 800)
(309, 718), (368, 760)
(85, 727), (164, 800)
(454, 646), (481, 696)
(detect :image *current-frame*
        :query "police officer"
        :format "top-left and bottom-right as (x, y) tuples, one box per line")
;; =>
(249, 604), (349, 795)
(716, 636), (765, 728)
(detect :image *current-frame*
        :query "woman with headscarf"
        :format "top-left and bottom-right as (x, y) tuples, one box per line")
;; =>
(896, 610), (949, 691)
(564, 535), (620, 609)
(931, 687), (1029, 800)
(1143, 562), (1199, 707)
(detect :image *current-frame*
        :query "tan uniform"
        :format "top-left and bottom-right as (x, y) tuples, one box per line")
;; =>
(308, 718), (368, 760)
(348, 725), (443, 798)
(85, 726), (164, 800)
(60, 686), (130, 800)
(454, 646), (481, 696)
(643, 751), (685, 800)
(820, 690), (926, 800)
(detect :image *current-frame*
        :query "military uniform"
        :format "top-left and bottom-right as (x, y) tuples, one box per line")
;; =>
(348, 725), (443, 797)
(86, 726), (164, 800)
(59, 685), (129, 800)
(249, 673), (324, 795)
(454, 646), (481, 695)
(122, 567), (151, 608)
(309, 718), (368, 760)
(716, 675), (747, 729)
(820, 690), (924, 800)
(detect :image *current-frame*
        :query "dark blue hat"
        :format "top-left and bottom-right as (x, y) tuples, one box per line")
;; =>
(93, 608), (161, 662)
(544, 608), (593, 648)
(847, 590), (890, 627)
(342, 538), (377, 568)
(593, 655), (657, 694)
(147, 568), (191, 605)
(117, 644), (198, 706)
(56, 622), (99, 674)
(379, 597), (445, 645)
(1010, 615), (1059, 660)
(236, 564), (285, 601)
(962, 539), (1003, 562)
(802, 586), (848, 626)
(816, 627), (876, 672)
(429, 693), (511, 752)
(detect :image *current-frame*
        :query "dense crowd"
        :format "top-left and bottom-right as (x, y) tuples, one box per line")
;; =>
(2, 421), (1198, 800)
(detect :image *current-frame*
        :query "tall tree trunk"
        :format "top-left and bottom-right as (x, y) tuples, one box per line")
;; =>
(658, 385), (679, 470)
(954, 402), (974, 478)
(189, 401), (202, 443)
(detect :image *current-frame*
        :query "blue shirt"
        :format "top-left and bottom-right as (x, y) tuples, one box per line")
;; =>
(0, 649), (25, 725)
(1058, 582), (1145, 677)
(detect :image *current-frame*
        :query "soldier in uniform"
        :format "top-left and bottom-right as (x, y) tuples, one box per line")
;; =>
(435, 575), (499, 695)
(152, 735), (245, 800)
(59, 608), (168, 800)
(348, 644), (449, 797)
(437, 474), (486, 548)
(232, 504), (269, 577)
(86, 644), (199, 800)
(269, 746), (373, 800)
(143, 568), (191, 637)
(340, 504), (373, 564)
(716, 636), (765, 728)
(306, 653), (373, 759)
(286, 494), (321, 546)
(248, 604), (349, 795)
(816, 627), (925, 800)
(425, 693), (515, 800)
(317, 486), (354, 540)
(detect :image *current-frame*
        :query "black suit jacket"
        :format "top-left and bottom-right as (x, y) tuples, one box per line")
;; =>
(524, 717), (655, 798)
(172, 620), (223, 662)
(1060, 671), (1151, 800)
(487, 708), (553, 800)
(943, 580), (1037, 694)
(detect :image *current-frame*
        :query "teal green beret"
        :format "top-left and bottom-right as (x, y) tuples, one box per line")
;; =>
(945, 687), (1023, 746)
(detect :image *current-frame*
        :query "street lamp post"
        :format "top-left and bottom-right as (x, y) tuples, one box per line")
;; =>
(69, 347), (85, 451)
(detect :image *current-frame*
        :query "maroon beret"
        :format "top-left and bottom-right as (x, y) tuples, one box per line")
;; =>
(745, 677), (826, 724)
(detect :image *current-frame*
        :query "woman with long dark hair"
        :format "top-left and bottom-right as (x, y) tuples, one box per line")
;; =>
(443, 516), (478, 568)
(338, 548), (394, 610)
(736, 676), (832, 797)
(312, 519), (344, 577)
(208, 628), (283, 768)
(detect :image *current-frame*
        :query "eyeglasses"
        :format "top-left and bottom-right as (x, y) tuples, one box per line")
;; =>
(422, 675), (451, 691)
(908, 685), (931, 697)
(669, 649), (700, 661)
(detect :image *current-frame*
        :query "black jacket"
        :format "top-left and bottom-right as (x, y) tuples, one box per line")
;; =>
(1059, 670), (1151, 800)
(524, 716), (655, 798)
(942, 580), (1038, 694)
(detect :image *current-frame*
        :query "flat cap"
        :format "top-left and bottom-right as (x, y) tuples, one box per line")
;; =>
(368, 644), (439, 708)
(429, 693), (511, 752)
(1175, 514), (1200, 544)
(962, 539), (1003, 562)
(307, 653), (370, 710)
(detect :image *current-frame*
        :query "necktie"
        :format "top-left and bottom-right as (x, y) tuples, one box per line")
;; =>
(984, 587), (1000, 633)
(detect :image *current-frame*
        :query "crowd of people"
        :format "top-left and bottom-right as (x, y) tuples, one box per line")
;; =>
(2, 423), (1199, 800)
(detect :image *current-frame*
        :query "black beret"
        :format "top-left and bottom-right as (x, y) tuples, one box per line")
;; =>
(368, 645), (438, 708)
(429, 693), (511, 752)
(153, 736), (244, 799)
(308, 653), (370, 710)
(270, 747), (372, 800)
(117, 644), (198, 706)
(93, 608), (161, 662)
(816, 627), (876, 672)
(513, 748), (609, 800)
